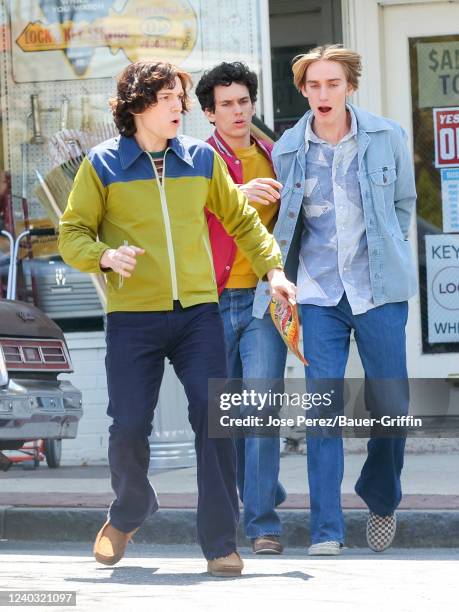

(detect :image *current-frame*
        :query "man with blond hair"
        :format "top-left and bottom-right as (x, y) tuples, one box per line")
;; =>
(253, 44), (417, 555)
(59, 60), (295, 577)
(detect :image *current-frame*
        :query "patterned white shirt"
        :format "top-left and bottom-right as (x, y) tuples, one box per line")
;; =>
(297, 107), (375, 315)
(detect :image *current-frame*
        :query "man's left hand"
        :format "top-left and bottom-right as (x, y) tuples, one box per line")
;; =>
(267, 268), (296, 306)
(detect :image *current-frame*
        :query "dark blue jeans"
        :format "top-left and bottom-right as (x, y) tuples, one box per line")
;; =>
(105, 302), (239, 560)
(301, 295), (408, 545)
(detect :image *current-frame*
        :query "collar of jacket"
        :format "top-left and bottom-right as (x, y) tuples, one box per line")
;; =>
(209, 129), (273, 161)
(274, 102), (395, 156)
(117, 134), (195, 170)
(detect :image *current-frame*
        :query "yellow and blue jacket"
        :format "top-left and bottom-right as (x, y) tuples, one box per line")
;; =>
(58, 134), (282, 312)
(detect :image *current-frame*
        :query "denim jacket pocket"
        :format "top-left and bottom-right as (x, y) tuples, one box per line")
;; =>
(368, 166), (397, 186)
(367, 166), (397, 234)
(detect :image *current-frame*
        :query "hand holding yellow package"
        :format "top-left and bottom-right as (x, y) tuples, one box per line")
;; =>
(269, 298), (309, 366)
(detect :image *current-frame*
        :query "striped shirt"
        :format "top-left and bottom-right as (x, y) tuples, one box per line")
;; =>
(149, 150), (165, 177)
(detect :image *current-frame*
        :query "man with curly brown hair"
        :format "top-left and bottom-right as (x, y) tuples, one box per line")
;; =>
(58, 60), (295, 577)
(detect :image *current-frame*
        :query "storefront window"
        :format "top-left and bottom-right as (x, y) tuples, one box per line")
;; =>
(409, 35), (459, 354)
(0, 0), (264, 331)
(269, 0), (342, 137)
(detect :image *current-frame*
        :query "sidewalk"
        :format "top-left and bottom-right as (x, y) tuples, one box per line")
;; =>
(1, 451), (458, 547)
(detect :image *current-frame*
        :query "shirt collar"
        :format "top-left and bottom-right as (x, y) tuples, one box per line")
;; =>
(212, 129), (272, 161)
(118, 134), (194, 169)
(305, 104), (357, 146)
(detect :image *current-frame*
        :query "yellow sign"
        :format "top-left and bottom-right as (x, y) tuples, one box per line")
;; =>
(13, 0), (199, 80)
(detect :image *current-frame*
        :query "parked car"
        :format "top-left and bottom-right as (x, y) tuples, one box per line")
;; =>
(0, 226), (83, 470)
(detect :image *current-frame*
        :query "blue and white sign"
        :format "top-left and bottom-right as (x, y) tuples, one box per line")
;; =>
(426, 235), (459, 343)
(441, 168), (459, 233)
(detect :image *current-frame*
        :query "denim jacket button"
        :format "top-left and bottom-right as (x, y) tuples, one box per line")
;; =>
(280, 240), (287, 246)
(288, 212), (295, 218)
(265, 289), (270, 296)
(295, 182), (301, 188)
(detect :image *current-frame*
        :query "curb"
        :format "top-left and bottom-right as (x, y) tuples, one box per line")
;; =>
(1, 508), (459, 548)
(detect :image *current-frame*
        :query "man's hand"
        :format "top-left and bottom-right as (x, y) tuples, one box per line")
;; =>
(239, 178), (282, 205)
(267, 268), (296, 306)
(100, 245), (145, 278)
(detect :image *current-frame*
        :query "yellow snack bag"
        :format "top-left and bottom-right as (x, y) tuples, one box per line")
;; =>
(269, 298), (309, 366)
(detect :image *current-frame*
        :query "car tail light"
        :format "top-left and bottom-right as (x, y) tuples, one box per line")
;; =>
(0, 338), (72, 372)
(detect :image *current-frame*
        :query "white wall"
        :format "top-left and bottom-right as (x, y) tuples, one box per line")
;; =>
(60, 333), (110, 465)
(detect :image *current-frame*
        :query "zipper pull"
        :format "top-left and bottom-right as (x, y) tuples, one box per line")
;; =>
(118, 240), (128, 289)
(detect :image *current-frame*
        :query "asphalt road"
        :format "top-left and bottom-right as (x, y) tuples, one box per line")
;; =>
(0, 542), (457, 611)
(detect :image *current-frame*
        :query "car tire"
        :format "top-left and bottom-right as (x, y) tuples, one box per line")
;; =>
(44, 439), (62, 468)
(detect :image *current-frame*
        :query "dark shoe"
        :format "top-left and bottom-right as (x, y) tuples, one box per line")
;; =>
(275, 482), (287, 507)
(0, 451), (12, 472)
(93, 521), (138, 565)
(207, 551), (244, 577)
(252, 535), (283, 555)
(366, 511), (397, 552)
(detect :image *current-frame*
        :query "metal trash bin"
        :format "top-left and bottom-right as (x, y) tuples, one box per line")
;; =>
(149, 359), (196, 470)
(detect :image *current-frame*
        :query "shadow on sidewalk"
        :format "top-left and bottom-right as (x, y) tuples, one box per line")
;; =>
(66, 565), (313, 586)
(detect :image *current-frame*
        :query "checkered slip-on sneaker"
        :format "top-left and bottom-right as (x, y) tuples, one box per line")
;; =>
(366, 511), (397, 552)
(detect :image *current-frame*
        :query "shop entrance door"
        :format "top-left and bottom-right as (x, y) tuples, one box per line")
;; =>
(381, 1), (459, 379)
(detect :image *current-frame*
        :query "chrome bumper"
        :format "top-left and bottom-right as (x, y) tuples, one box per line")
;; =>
(0, 377), (83, 441)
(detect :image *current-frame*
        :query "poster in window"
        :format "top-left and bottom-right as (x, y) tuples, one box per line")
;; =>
(10, 0), (202, 82)
(426, 234), (459, 344)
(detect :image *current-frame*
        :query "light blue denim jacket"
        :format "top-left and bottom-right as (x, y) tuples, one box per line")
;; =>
(253, 103), (418, 318)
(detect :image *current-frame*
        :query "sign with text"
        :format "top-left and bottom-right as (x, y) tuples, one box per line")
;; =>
(433, 107), (459, 168)
(417, 40), (459, 108)
(441, 168), (459, 232)
(426, 234), (459, 343)
(11, 0), (201, 81)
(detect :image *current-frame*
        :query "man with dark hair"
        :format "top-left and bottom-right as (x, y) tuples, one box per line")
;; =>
(59, 60), (295, 577)
(196, 62), (288, 555)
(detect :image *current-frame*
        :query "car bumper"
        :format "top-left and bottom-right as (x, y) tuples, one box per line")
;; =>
(0, 378), (83, 441)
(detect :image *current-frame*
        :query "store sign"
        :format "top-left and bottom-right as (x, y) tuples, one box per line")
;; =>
(417, 41), (459, 108)
(433, 107), (459, 168)
(11, 0), (200, 81)
(426, 235), (459, 344)
(441, 168), (459, 232)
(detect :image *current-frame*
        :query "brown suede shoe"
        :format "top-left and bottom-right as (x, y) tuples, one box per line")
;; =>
(207, 551), (244, 577)
(252, 535), (283, 555)
(93, 521), (138, 566)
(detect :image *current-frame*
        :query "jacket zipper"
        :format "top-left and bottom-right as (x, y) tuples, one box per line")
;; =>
(146, 150), (179, 301)
(202, 235), (216, 284)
